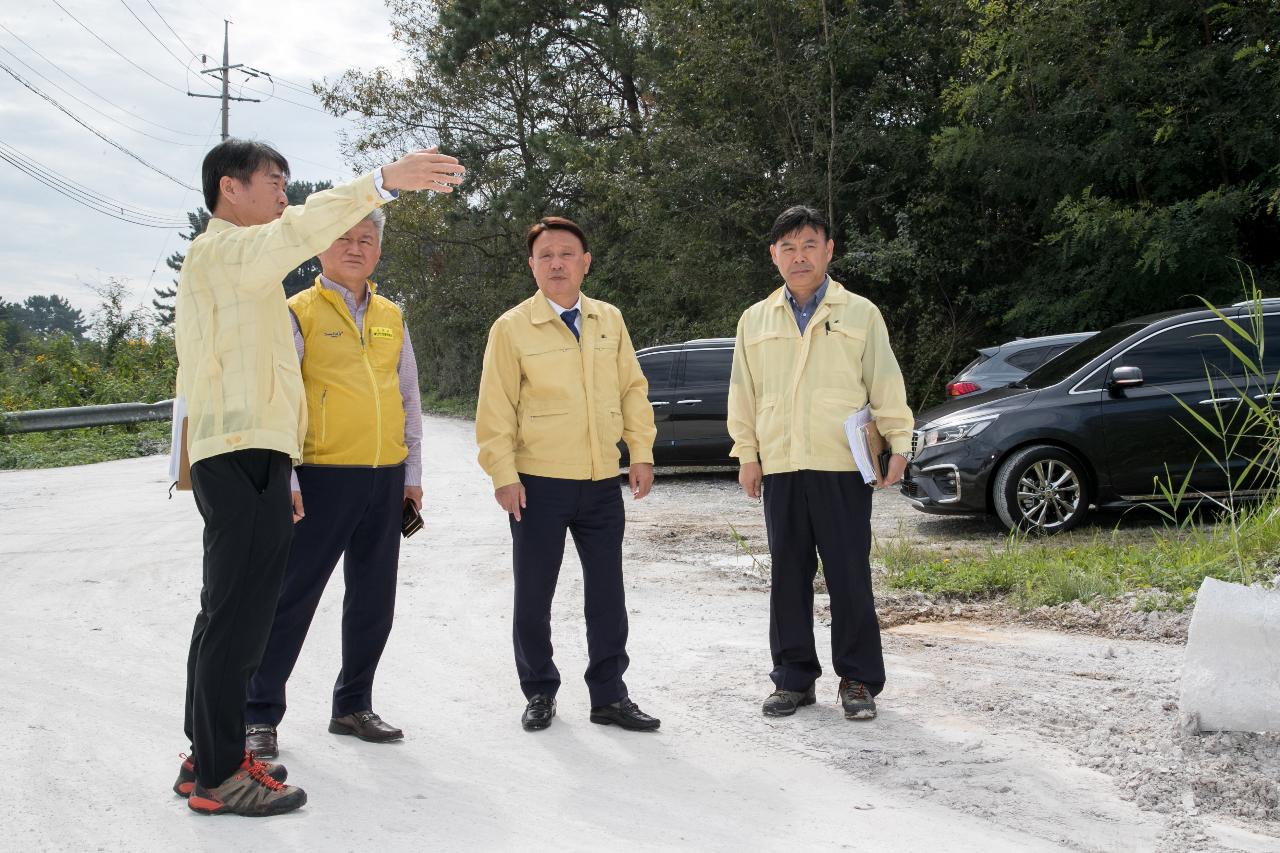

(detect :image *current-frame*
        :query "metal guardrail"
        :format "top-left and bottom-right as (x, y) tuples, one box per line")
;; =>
(1, 399), (174, 434)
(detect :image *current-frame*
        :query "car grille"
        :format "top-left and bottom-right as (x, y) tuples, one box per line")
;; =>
(910, 430), (922, 458)
(902, 478), (920, 499)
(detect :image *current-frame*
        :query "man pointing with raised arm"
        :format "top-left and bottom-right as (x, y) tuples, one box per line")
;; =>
(172, 139), (462, 817)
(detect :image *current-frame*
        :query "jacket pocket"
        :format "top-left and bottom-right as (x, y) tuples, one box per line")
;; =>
(811, 391), (862, 460)
(519, 400), (573, 459)
(826, 324), (867, 364)
(754, 395), (786, 462)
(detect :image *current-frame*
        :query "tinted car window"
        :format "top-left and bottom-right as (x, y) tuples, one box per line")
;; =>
(958, 353), (989, 375)
(682, 348), (734, 387)
(638, 351), (677, 391)
(1005, 346), (1053, 372)
(1265, 313), (1280, 372)
(1116, 320), (1245, 384)
(1023, 323), (1147, 389)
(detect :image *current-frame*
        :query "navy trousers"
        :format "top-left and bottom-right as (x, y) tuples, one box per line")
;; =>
(185, 449), (294, 788)
(763, 470), (885, 696)
(245, 464), (404, 724)
(510, 473), (630, 707)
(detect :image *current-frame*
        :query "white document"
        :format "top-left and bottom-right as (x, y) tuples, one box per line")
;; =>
(167, 395), (187, 483)
(843, 405), (877, 485)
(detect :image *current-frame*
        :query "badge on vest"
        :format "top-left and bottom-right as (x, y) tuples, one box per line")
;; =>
(323, 330), (342, 338)
(370, 326), (394, 340)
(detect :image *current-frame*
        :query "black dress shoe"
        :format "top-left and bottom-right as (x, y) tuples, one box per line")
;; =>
(245, 724), (279, 758)
(590, 696), (660, 731)
(328, 710), (404, 742)
(522, 694), (556, 731)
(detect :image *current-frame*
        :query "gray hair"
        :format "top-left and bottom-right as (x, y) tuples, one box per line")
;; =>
(362, 207), (386, 243)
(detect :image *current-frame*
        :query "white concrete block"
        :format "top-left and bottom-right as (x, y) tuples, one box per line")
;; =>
(1180, 576), (1280, 732)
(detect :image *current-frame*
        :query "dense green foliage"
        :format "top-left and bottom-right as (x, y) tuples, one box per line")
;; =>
(1, 294), (87, 348)
(321, 0), (1280, 409)
(1, 280), (177, 469)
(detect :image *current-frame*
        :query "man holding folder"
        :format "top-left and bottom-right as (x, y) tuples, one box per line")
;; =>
(727, 205), (913, 721)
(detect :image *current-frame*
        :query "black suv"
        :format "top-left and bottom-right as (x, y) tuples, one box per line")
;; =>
(622, 337), (736, 466)
(904, 302), (1280, 532)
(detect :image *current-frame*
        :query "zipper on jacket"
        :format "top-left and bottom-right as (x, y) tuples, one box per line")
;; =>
(320, 387), (328, 449)
(359, 305), (383, 468)
(326, 287), (386, 468)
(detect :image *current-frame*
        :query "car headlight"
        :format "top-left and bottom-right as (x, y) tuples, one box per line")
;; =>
(920, 415), (997, 449)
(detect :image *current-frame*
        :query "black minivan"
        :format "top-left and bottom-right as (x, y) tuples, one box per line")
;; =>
(904, 302), (1280, 533)
(623, 337), (736, 466)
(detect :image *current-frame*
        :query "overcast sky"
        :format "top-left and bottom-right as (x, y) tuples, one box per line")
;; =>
(0, 0), (407, 319)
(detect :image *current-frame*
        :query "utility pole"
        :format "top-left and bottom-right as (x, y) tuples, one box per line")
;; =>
(187, 21), (260, 141)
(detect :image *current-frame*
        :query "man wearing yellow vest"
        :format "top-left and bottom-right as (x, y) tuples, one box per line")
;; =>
(476, 216), (661, 733)
(173, 139), (462, 817)
(243, 207), (419, 760)
(727, 205), (913, 723)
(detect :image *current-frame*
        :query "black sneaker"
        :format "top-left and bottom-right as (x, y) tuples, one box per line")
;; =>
(522, 694), (556, 731)
(762, 685), (816, 717)
(838, 677), (877, 720)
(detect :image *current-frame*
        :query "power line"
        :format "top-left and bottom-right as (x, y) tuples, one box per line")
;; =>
(49, 0), (186, 94)
(0, 23), (207, 138)
(240, 79), (333, 114)
(0, 139), (189, 228)
(116, 0), (220, 94)
(0, 140), (188, 223)
(117, 0), (193, 72)
(144, 0), (202, 61)
(0, 43), (202, 147)
(0, 60), (198, 189)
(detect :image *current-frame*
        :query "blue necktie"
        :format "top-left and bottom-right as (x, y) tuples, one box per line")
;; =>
(561, 308), (580, 340)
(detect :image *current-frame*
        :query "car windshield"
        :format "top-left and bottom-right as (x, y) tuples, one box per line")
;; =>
(1017, 323), (1146, 389)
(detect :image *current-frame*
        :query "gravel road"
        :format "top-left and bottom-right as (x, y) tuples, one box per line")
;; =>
(1, 414), (1276, 851)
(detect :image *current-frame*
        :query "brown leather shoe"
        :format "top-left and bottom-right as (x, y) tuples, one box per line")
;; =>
(245, 724), (279, 759)
(328, 710), (404, 743)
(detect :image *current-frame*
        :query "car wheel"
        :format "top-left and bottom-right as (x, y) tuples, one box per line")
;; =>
(992, 445), (1090, 534)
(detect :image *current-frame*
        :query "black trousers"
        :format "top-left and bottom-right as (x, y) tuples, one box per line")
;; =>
(245, 464), (404, 725)
(184, 449), (294, 788)
(763, 470), (885, 696)
(510, 473), (629, 707)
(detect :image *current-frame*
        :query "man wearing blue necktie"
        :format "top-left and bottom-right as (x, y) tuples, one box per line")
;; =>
(476, 216), (660, 733)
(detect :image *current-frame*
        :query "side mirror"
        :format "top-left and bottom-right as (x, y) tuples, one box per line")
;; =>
(1109, 365), (1144, 390)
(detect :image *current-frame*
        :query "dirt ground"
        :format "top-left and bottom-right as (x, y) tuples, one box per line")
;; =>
(629, 467), (1280, 851)
(2, 414), (1277, 851)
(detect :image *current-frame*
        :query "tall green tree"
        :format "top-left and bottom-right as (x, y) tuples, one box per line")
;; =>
(320, 0), (1280, 410)
(2, 294), (88, 340)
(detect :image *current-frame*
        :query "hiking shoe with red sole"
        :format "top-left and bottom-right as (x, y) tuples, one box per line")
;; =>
(173, 753), (287, 798)
(186, 756), (304, 816)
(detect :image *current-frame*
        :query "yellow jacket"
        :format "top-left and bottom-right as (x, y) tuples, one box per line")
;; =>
(289, 279), (407, 468)
(727, 279), (913, 475)
(175, 173), (387, 466)
(476, 292), (656, 489)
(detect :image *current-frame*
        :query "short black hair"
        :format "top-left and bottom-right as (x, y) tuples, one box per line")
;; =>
(526, 216), (589, 255)
(769, 205), (830, 244)
(201, 139), (290, 212)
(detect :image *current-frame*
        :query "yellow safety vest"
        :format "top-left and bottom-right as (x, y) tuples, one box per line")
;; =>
(289, 279), (407, 467)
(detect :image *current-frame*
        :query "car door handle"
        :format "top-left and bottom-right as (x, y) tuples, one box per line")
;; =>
(676, 399), (702, 405)
(650, 401), (670, 407)
(1198, 396), (1241, 405)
